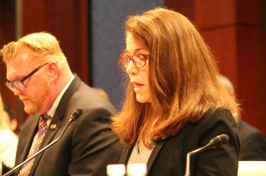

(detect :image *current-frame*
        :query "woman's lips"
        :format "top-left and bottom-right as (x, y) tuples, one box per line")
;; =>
(132, 82), (144, 92)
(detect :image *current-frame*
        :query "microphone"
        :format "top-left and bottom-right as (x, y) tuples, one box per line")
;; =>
(3, 107), (83, 176)
(69, 108), (83, 122)
(184, 134), (229, 176)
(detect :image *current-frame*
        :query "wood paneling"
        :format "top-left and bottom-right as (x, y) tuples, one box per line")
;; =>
(165, 0), (195, 22)
(0, 0), (21, 132)
(200, 27), (238, 91)
(195, 0), (236, 29)
(22, 0), (89, 83)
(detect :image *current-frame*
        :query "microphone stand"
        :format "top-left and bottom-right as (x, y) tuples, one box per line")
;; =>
(184, 134), (229, 176)
(184, 144), (211, 176)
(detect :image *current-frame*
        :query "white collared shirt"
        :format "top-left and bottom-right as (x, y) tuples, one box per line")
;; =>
(46, 75), (74, 126)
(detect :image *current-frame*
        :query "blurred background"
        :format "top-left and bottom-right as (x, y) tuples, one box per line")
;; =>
(0, 0), (265, 137)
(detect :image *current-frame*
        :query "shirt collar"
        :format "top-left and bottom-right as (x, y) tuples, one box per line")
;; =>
(46, 75), (75, 117)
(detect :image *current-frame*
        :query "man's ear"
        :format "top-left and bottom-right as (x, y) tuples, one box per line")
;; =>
(47, 62), (60, 82)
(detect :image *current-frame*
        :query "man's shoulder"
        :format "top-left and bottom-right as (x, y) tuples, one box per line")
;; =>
(238, 120), (265, 141)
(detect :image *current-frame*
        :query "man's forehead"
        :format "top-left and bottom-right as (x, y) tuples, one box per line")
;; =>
(6, 53), (34, 80)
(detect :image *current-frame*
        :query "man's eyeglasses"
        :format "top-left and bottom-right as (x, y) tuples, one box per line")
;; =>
(120, 53), (149, 68)
(5, 63), (48, 92)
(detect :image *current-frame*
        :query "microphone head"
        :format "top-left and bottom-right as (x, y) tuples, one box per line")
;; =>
(211, 134), (229, 148)
(70, 108), (83, 121)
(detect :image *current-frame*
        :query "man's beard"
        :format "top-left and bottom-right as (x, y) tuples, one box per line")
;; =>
(23, 78), (51, 115)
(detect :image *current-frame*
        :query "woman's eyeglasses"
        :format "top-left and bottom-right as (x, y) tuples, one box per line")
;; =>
(120, 53), (149, 68)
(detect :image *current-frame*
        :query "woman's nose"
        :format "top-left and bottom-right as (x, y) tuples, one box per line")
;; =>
(126, 60), (138, 75)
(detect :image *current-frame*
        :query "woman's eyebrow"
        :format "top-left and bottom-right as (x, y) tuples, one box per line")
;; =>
(124, 48), (147, 54)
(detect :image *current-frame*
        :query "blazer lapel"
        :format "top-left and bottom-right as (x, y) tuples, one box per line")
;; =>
(40, 112), (63, 147)
(147, 140), (166, 175)
(13, 116), (39, 176)
(119, 145), (134, 164)
(119, 139), (166, 175)
(18, 116), (39, 164)
(29, 113), (63, 176)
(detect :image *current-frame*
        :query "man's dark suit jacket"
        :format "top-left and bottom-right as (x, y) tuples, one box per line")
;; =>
(14, 76), (123, 176)
(119, 108), (239, 176)
(238, 119), (266, 161)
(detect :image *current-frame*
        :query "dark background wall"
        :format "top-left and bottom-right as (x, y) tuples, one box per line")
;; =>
(91, 0), (164, 110)
(0, 0), (265, 137)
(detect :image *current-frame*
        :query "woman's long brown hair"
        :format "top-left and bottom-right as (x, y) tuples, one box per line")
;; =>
(112, 8), (240, 147)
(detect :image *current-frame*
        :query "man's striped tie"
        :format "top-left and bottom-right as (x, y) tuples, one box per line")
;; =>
(18, 114), (50, 176)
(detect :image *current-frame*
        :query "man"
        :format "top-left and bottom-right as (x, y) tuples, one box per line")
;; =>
(219, 74), (266, 160)
(0, 32), (122, 176)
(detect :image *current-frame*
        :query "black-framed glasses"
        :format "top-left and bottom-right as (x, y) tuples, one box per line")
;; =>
(120, 53), (149, 68)
(5, 62), (48, 92)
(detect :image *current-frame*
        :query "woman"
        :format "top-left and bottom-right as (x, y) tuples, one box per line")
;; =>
(0, 94), (18, 172)
(112, 8), (240, 176)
